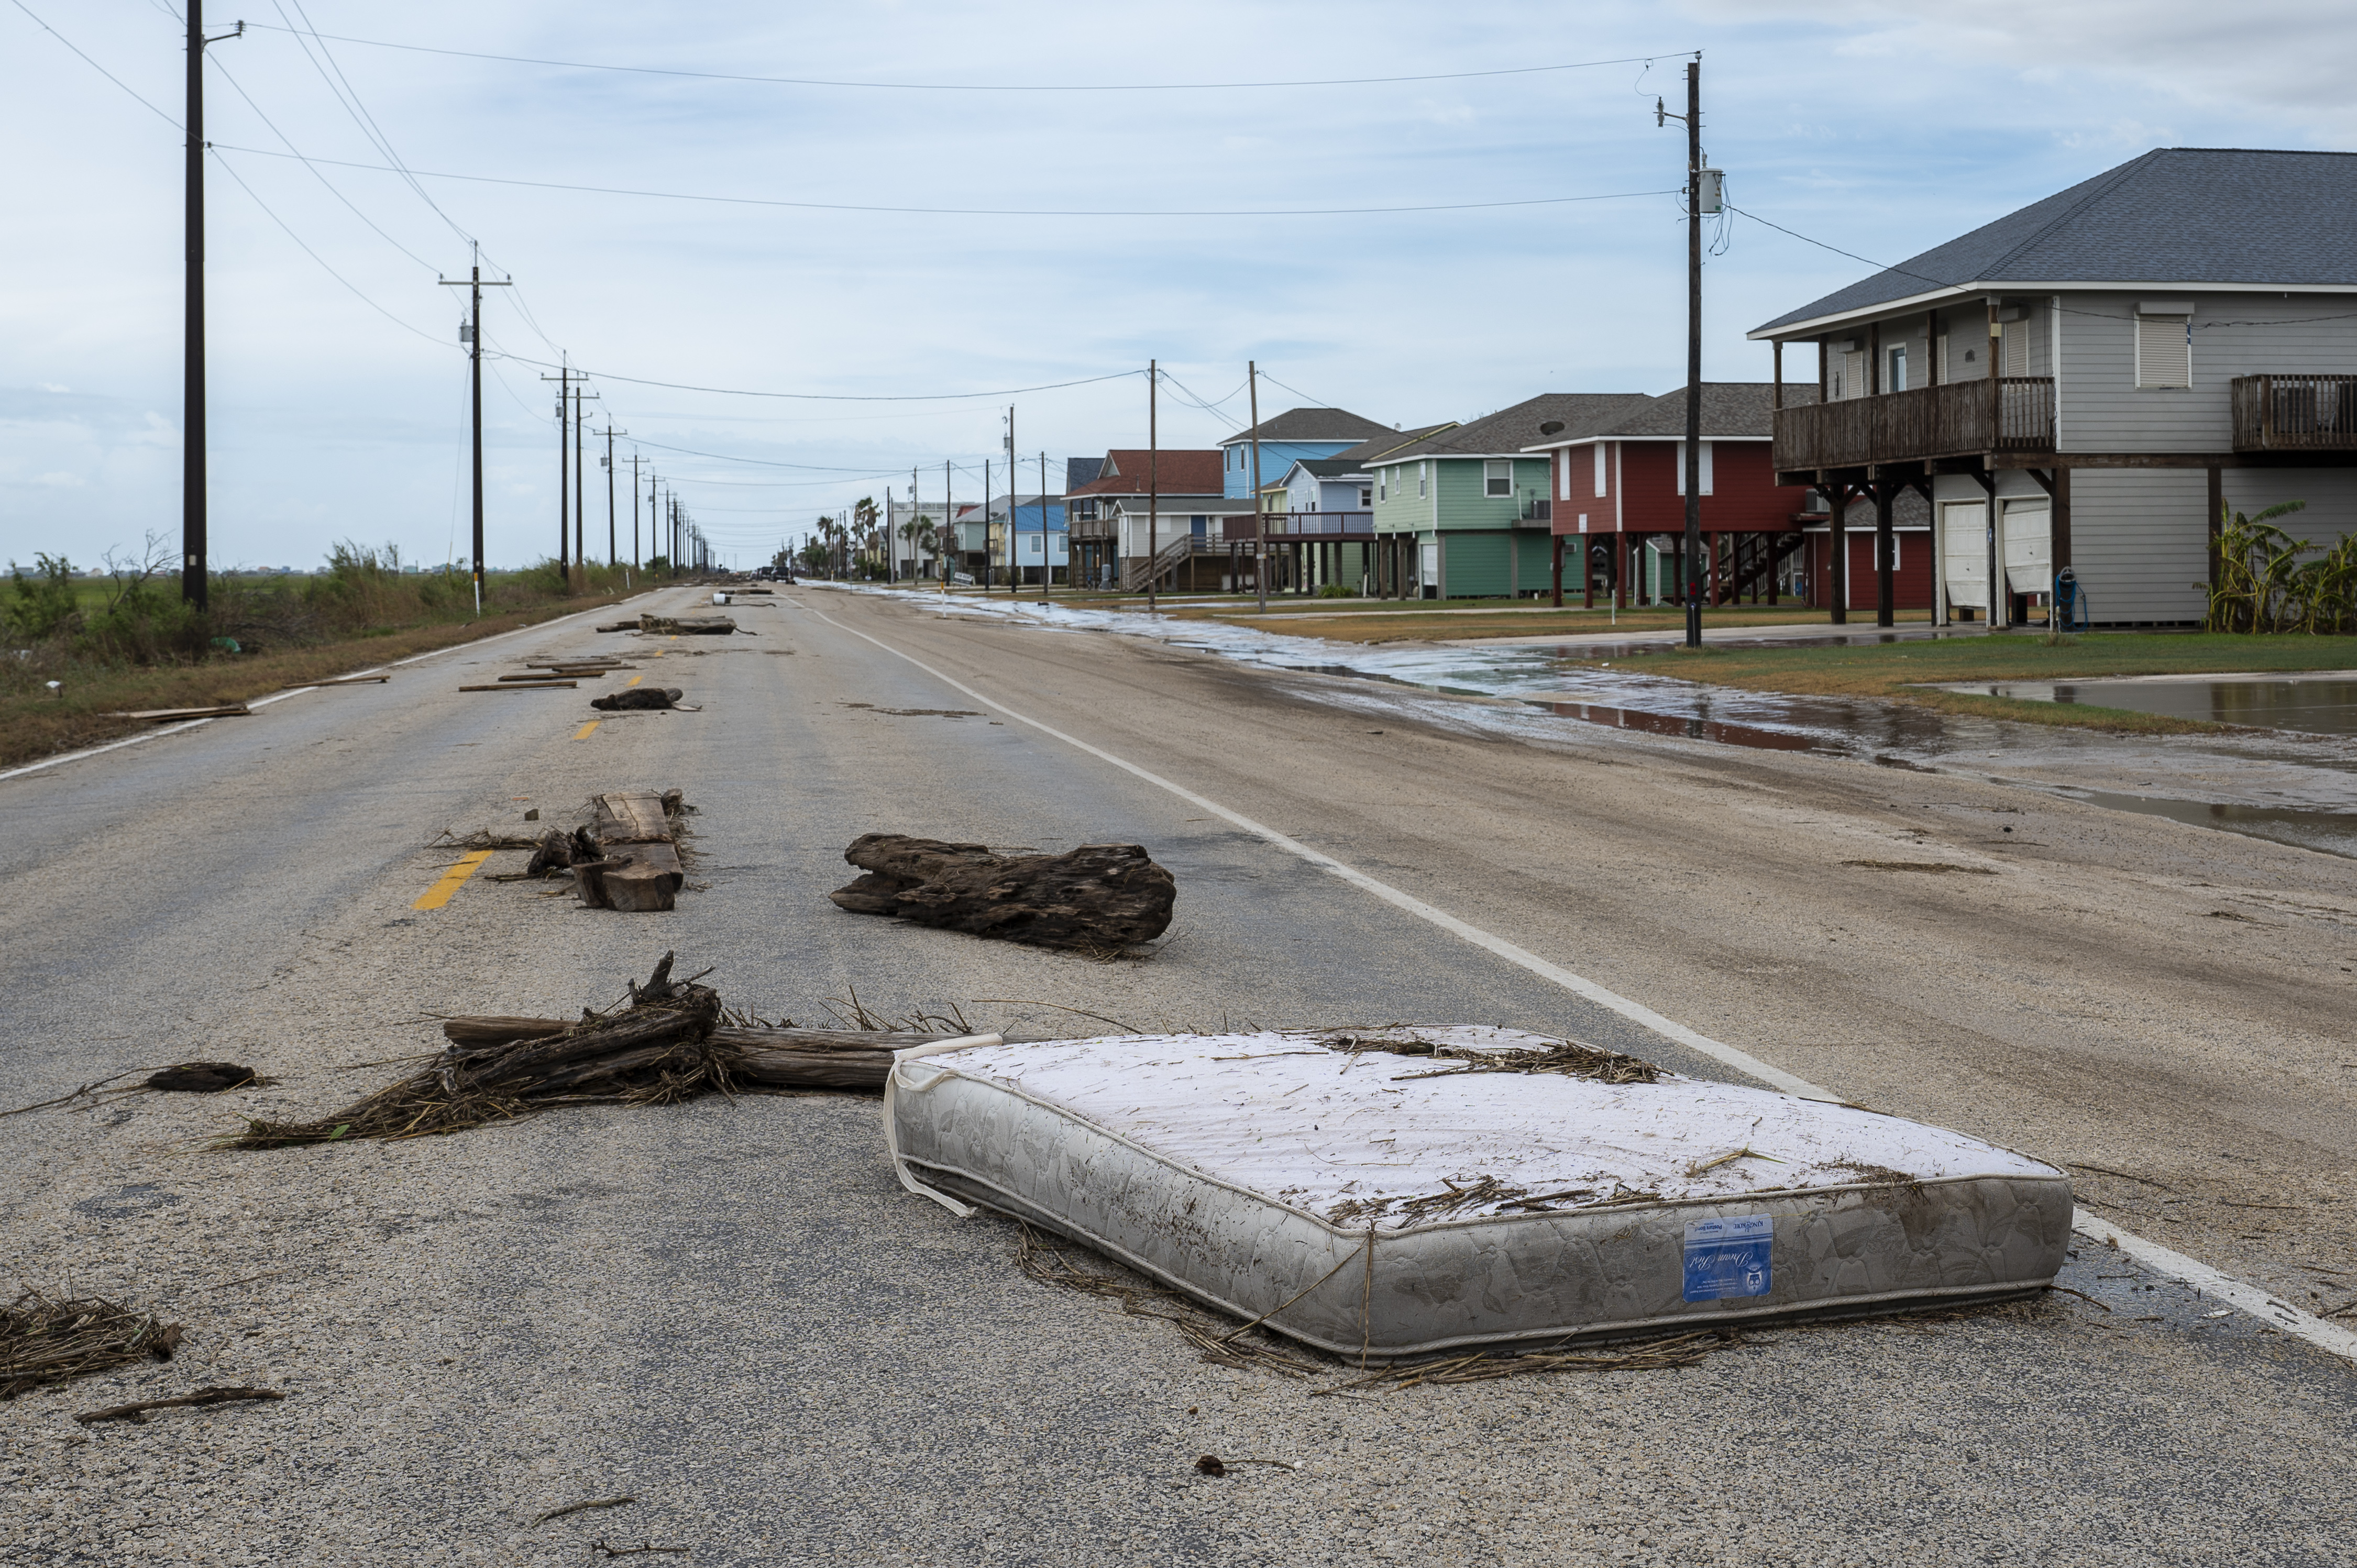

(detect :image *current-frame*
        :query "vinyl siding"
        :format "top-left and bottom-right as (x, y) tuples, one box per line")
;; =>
(2058, 290), (2357, 452)
(2069, 469), (2209, 623)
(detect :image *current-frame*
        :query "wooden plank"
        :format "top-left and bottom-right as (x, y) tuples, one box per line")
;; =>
(280, 675), (389, 689)
(458, 682), (576, 691)
(591, 791), (671, 844)
(104, 703), (251, 721)
(494, 673), (581, 683)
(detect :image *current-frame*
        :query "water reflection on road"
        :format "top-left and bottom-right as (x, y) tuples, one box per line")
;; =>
(890, 591), (2357, 860)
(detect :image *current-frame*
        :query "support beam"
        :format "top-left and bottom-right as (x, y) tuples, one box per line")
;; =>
(2207, 465), (2224, 594)
(1874, 483), (1896, 628)
(1827, 483), (1850, 625)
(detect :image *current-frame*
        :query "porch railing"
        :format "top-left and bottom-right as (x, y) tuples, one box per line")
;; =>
(2233, 374), (2357, 450)
(1772, 377), (2054, 472)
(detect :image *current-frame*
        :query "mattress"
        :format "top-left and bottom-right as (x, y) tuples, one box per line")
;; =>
(887, 1028), (2072, 1356)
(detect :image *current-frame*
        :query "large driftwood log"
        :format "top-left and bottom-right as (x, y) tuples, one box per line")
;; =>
(828, 834), (1175, 951)
(590, 687), (684, 711)
(440, 1015), (946, 1090)
(575, 791), (686, 912)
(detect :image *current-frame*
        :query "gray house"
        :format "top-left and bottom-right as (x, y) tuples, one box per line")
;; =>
(1748, 147), (2357, 627)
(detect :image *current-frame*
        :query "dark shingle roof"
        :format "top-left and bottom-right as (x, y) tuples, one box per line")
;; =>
(1753, 148), (2357, 335)
(1331, 422), (1455, 463)
(1523, 383), (1821, 445)
(1367, 395), (1653, 462)
(1063, 457), (1104, 490)
(1066, 449), (1223, 498)
(1221, 407), (1396, 445)
(1287, 458), (1364, 478)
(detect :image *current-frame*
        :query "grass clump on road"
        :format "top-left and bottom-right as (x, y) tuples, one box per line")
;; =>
(1629, 631), (2357, 734)
(2, 539), (648, 769)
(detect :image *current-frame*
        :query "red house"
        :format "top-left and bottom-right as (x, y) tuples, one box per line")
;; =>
(1523, 383), (1933, 612)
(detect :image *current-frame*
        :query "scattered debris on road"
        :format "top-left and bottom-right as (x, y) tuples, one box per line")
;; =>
(1320, 1031), (1659, 1085)
(532, 1496), (636, 1527)
(280, 675), (389, 689)
(459, 681), (575, 692)
(102, 704), (251, 722)
(594, 621), (636, 633)
(639, 613), (737, 635)
(1, 1291), (184, 1400)
(146, 1062), (268, 1093)
(590, 687), (687, 711)
(75, 1386), (284, 1426)
(1842, 860), (2000, 875)
(569, 791), (688, 910)
(830, 835), (1176, 952)
(220, 953), (966, 1149)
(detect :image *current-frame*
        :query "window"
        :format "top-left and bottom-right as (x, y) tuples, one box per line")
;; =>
(1417, 462), (1428, 500)
(2000, 318), (2031, 378)
(1672, 441), (1715, 496)
(1841, 349), (1865, 399)
(1887, 344), (1908, 393)
(2136, 312), (2192, 389)
(1558, 456), (1571, 501)
(1484, 460), (1512, 497)
(1378, 471), (1387, 502)
(1360, 487), (1373, 507)
(1593, 445), (1608, 498)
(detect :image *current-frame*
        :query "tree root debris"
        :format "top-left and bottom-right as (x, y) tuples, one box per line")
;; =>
(533, 1496), (635, 1527)
(75, 1386), (284, 1425)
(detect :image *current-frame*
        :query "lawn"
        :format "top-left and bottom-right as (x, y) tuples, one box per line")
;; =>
(1624, 631), (2357, 733)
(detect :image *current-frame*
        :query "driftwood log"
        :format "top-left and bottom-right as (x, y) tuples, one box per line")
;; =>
(590, 687), (684, 712)
(829, 834), (1175, 951)
(442, 1016), (942, 1090)
(570, 791), (686, 911)
(639, 614), (736, 635)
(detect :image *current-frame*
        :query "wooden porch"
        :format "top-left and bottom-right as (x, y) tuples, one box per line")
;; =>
(1772, 378), (2054, 479)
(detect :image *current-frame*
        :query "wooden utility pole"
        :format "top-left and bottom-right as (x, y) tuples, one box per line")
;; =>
(630, 452), (642, 570)
(1147, 360), (1159, 612)
(1681, 58), (1703, 648)
(1039, 450), (1053, 603)
(1005, 406), (1018, 594)
(1249, 362), (1267, 614)
(439, 246), (509, 617)
(983, 460), (993, 588)
(541, 363), (571, 587)
(181, 5), (241, 611)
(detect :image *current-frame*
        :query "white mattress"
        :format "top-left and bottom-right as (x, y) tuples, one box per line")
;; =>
(887, 1029), (2073, 1355)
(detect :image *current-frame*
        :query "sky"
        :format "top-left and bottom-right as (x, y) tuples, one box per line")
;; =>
(4, 0), (2354, 573)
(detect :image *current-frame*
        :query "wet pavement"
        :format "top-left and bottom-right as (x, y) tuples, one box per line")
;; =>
(881, 590), (2357, 860)
(1947, 671), (2357, 737)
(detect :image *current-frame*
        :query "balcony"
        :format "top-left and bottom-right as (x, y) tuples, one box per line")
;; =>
(1222, 511), (1373, 541)
(1772, 378), (2054, 474)
(2233, 375), (2357, 452)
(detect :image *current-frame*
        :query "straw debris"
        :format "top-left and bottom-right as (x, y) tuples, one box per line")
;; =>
(1317, 1031), (1660, 1085)
(1, 1290), (185, 1400)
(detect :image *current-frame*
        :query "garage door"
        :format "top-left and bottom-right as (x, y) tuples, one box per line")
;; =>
(1942, 502), (1989, 611)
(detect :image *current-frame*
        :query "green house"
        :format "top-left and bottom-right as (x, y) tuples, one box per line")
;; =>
(1367, 394), (1649, 599)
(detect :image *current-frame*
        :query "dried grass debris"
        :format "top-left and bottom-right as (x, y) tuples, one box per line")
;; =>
(1, 1290), (185, 1400)
(76, 1386), (284, 1425)
(1317, 1031), (1660, 1086)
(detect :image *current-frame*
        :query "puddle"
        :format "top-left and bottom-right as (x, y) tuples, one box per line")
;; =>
(822, 588), (2357, 859)
(1945, 673), (2357, 737)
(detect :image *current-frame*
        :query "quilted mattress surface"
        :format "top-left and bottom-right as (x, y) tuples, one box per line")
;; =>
(887, 1029), (2072, 1354)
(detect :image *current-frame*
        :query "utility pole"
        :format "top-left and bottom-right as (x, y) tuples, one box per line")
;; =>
(181, 5), (241, 611)
(1039, 449), (1052, 604)
(539, 362), (571, 587)
(1660, 57), (1708, 648)
(983, 460), (993, 589)
(1005, 405), (1018, 595)
(439, 245), (510, 619)
(631, 452), (642, 570)
(571, 385), (597, 584)
(944, 459), (954, 587)
(1147, 360), (1159, 613)
(1249, 361), (1268, 614)
(600, 423), (623, 566)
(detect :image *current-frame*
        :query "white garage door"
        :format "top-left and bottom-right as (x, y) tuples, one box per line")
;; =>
(2003, 501), (2052, 595)
(1942, 502), (1989, 611)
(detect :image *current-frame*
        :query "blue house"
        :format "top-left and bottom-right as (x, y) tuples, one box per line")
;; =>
(1218, 407), (1398, 501)
(987, 492), (1070, 586)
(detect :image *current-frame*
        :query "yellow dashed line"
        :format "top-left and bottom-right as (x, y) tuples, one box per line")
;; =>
(626, 676), (643, 688)
(414, 849), (494, 910)
(574, 721), (600, 740)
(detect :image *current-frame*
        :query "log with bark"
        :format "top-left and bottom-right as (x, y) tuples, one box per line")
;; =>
(638, 614), (737, 635)
(221, 954), (957, 1150)
(829, 835), (1175, 952)
(572, 790), (687, 911)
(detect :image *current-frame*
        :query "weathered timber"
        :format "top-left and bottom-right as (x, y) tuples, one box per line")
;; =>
(829, 834), (1176, 951)
(459, 682), (576, 692)
(146, 1063), (261, 1093)
(594, 621), (636, 633)
(638, 614), (737, 635)
(442, 1015), (940, 1090)
(590, 687), (685, 711)
(279, 676), (389, 689)
(104, 704), (251, 722)
(575, 791), (685, 911)
(495, 672), (587, 683)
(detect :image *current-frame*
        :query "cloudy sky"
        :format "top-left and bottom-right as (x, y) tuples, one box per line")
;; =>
(4, 0), (2352, 572)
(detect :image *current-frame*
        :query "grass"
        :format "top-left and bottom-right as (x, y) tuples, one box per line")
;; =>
(2, 587), (636, 770)
(1621, 631), (2357, 734)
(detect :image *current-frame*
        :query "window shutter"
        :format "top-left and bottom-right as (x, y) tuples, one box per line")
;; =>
(1593, 445), (1608, 498)
(2000, 320), (2030, 378)
(2136, 314), (2191, 388)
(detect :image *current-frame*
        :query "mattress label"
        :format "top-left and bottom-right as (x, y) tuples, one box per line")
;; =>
(1682, 1214), (1773, 1302)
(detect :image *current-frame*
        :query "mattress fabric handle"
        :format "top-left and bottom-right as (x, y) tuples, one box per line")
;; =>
(884, 1034), (1005, 1217)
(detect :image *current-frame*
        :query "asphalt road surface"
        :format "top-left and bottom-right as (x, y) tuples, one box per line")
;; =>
(5, 581), (2353, 1566)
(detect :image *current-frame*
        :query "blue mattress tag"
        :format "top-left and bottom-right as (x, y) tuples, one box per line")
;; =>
(1682, 1214), (1773, 1302)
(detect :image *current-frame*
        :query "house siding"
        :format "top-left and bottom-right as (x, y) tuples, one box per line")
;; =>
(1222, 439), (1363, 500)
(2068, 469), (2210, 623)
(2059, 290), (2357, 454)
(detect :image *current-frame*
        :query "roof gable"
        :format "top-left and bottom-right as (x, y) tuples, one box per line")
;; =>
(1368, 395), (1652, 463)
(1221, 407), (1396, 446)
(1754, 148), (2357, 335)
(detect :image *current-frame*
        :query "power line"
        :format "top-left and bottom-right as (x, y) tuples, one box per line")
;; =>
(238, 27), (1692, 93)
(206, 54), (440, 271)
(210, 146), (1678, 218)
(208, 148), (450, 345)
(269, 0), (474, 247)
(9, 0), (182, 128)
(488, 353), (1140, 404)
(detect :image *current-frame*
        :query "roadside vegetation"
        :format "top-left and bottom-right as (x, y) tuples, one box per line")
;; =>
(3, 536), (648, 769)
(1636, 631), (2357, 734)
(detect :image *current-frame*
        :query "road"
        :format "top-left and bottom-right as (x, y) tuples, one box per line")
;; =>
(4, 581), (2353, 1566)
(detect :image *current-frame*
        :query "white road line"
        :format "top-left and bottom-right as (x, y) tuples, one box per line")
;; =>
(803, 595), (2357, 1370)
(0, 593), (654, 785)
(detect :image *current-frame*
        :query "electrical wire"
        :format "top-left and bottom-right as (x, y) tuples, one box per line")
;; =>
(270, 0), (474, 247)
(239, 27), (1692, 93)
(9, 0), (182, 128)
(209, 146), (1680, 219)
(487, 352), (1140, 404)
(206, 55), (441, 271)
